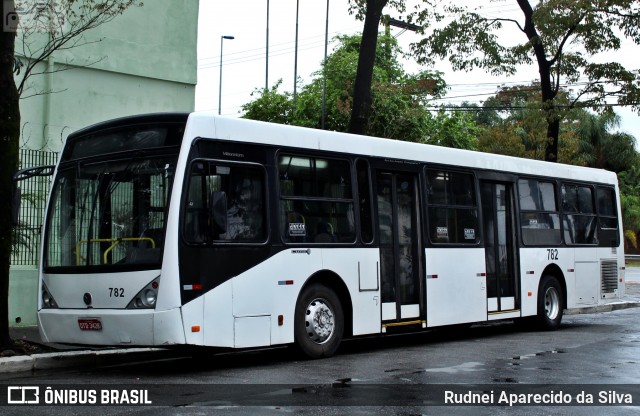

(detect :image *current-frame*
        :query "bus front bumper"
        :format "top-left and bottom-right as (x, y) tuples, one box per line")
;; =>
(37, 308), (186, 347)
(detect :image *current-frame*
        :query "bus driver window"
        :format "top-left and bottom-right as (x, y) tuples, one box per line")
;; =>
(184, 162), (266, 244)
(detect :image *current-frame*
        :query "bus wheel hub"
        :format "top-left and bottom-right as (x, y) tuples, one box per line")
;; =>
(305, 298), (335, 344)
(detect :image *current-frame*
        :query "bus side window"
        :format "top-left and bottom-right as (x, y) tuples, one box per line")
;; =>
(518, 179), (561, 246)
(426, 170), (479, 245)
(356, 159), (374, 244)
(278, 154), (355, 244)
(596, 187), (619, 247)
(184, 163), (212, 243)
(561, 184), (597, 245)
(183, 162), (267, 244)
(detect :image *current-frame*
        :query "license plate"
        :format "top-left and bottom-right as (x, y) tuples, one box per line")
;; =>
(78, 318), (102, 331)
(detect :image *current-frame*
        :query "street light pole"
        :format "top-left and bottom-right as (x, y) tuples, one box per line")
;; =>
(218, 35), (235, 115)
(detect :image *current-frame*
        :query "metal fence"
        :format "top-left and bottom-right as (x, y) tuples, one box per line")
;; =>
(11, 149), (58, 266)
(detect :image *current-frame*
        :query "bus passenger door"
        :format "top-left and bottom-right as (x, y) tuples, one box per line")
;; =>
(480, 181), (519, 314)
(376, 172), (423, 324)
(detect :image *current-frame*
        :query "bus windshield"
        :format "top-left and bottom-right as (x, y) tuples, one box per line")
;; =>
(44, 155), (176, 270)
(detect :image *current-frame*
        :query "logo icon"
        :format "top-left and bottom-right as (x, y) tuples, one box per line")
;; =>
(7, 386), (40, 404)
(3, 1), (19, 32)
(3, 1), (66, 33)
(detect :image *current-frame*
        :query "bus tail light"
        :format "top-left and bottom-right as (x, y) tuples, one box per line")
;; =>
(41, 283), (58, 309)
(127, 277), (160, 309)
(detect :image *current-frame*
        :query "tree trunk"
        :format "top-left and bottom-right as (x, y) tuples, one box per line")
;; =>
(516, 0), (559, 162)
(0, 1), (20, 350)
(544, 115), (560, 162)
(348, 0), (387, 135)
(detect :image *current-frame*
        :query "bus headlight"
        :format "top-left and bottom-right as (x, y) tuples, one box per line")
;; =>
(41, 283), (58, 308)
(141, 289), (157, 307)
(127, 277), (160, 309)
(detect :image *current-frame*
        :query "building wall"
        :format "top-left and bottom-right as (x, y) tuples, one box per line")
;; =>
(10, 0), (199, 327)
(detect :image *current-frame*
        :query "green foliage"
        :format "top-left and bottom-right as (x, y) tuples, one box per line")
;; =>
(571, 109), (638, 172)
(242, 34), (450, 142)
(476, 84), (582, 163)
(424, 110), (479, 150)
(410, 0), (640, 162)
(411, 0), (640, 111)
(242, 81), (295, 126)
(625, 229), (638, 250)
(619, 162), (640, 244)
(620, 176), (640, 250)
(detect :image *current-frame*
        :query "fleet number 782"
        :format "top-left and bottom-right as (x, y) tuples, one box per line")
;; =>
(109, 287), (125, 297)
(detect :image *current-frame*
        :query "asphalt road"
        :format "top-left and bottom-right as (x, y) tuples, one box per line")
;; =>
(1, 305), (639, 415)
(626, 266), (640, 282)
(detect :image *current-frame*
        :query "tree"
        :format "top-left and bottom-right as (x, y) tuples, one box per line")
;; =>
(0, 0), (21, 351)
(242, 34), (447, 142)
(347, 0), (408, 134)
(476, 84), (582, 163)
(424, 110), (480, 150)
(619, 163), (640, 250)
(411, 0), (640, 162)
(573, 109), (637, 172)
(242, 80), (295, 126)
(0, 0), (140, 353)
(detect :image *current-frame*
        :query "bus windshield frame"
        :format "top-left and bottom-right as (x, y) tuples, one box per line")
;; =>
(42, 118), (186, 273)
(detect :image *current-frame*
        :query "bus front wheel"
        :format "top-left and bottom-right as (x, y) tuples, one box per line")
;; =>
(536, 275), (564, 330)
(294, 283), (344, 358)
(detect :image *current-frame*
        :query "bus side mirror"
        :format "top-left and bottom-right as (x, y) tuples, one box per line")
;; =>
(209, 191), (228, 235)
(11, 187), (21, 227)
(11, 164), (55, 227)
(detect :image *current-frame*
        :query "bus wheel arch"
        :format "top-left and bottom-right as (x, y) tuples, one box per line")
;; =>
(294, 271), (352, 358)
(536, 265), (566, 330)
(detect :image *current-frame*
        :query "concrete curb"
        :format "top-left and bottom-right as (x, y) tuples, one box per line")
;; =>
(1, 348), (173, 374)
(565, 300), (640, 315)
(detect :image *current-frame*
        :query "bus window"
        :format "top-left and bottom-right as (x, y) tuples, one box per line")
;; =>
(561, 184), (597, 245)
(596, 187), (620, 247)
(426, 170), (479, 244)
(356, 159), (374, 244)
(184, 162), (267, 244)
(278, 155), (355, 244)
(45, 157), (175, 268)
(518, 179), (561, 246)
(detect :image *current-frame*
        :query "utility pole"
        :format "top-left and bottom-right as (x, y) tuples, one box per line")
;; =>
(265, 0), (270, 90)
(294, 0), (300, 107)
(321, 0), (329, 129)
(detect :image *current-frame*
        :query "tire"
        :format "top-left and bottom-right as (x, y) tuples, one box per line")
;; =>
(294, 283), (344, 358)
(536, 275), (564, 330)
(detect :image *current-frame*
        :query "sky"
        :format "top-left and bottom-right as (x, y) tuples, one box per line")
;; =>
(195, 1), (639, 136)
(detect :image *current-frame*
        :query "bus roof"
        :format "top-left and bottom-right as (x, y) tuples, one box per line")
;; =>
(184, 112), (618, 186)
(68, 113), (190, 139)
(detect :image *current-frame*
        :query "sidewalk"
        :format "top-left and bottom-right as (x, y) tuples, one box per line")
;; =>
(2, 327), (180, 374)
(2, 283), (639, 374)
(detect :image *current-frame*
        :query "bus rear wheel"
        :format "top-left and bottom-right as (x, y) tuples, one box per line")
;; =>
(294, 283), (344, 359)
(536, 275), (564, 330)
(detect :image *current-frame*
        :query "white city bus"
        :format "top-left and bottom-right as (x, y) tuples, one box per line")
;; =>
(37, 112), (626, 358)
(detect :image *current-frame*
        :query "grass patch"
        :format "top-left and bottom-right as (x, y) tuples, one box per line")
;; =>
(625, 260), (640, 267)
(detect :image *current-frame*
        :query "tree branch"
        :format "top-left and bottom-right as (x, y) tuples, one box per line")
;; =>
(16, 1), (139, 96)
(548, 14), (585, 67)
(484, 17), (525, 33)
